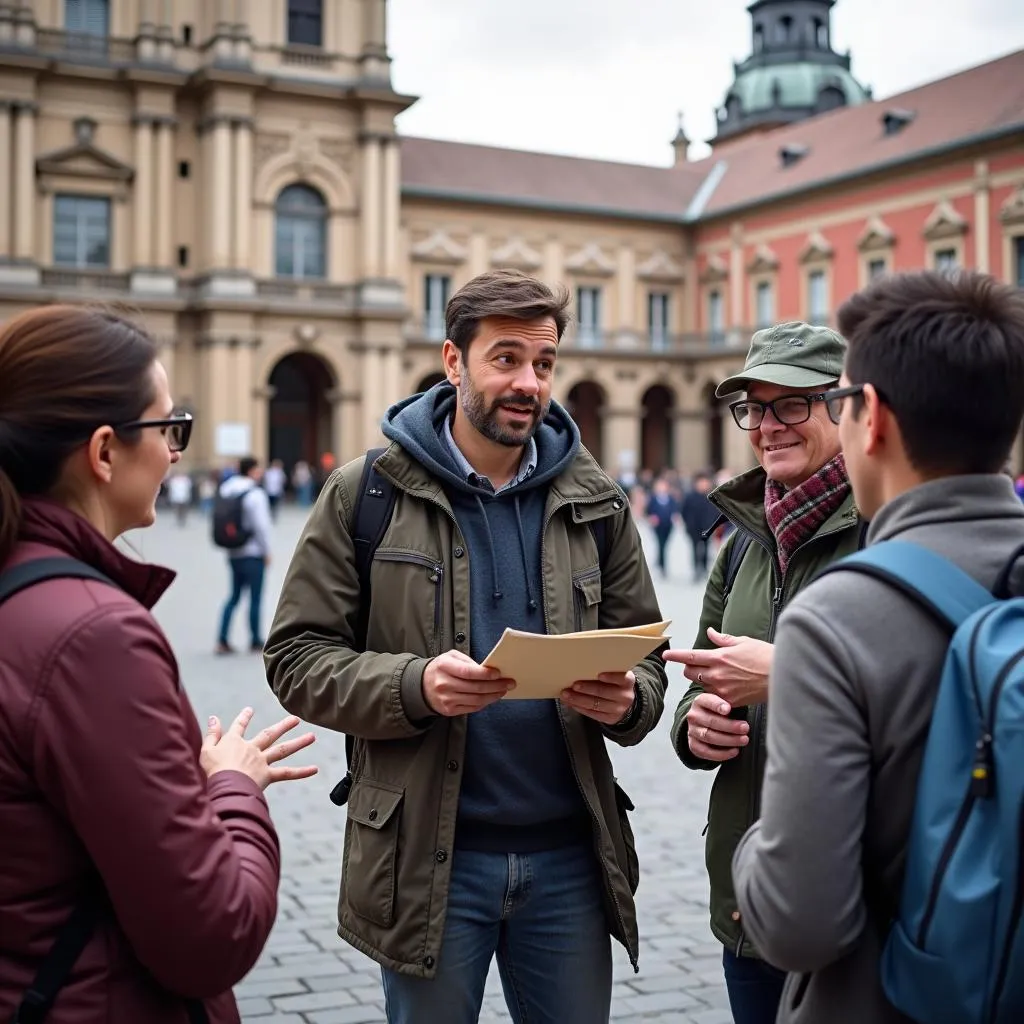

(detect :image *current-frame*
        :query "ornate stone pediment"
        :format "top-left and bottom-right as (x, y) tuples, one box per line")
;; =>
(922, 199), (967, 241)
(565, 242), (616, 277)
(858, 215), (895, 252)
(409, 229), (467, 264)
(1000, 184), (1024, 226)
(36, 118), (133, 190)
(637, 249), (684, 283)
(699, 253), (729, 284)
(490, 235), (543, 271)
(798, 230), (833, 264)
(746, 244), (779, 275)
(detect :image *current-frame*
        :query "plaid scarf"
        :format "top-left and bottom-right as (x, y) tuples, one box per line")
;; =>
(764, 452), (851, 574)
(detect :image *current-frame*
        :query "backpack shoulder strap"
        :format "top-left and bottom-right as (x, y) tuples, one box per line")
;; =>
(823, 540), (995, 630)
(589, 517), (611, 570)
(351, 448), (397, 638)
(0, 558), (116, 607)
(722, 531), (754, 600)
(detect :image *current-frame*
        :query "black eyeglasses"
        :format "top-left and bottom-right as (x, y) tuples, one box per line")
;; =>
(729, 392), (836, 431)
(823, 385), (867, 424)
(115, 412), (193, 453)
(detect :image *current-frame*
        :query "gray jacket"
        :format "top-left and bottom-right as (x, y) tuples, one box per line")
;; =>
(732, 475), (1024, 1024)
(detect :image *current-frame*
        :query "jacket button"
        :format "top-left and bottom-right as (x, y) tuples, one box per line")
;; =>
(732, 911), (741, 921)
(368, 809), (378, 822)
(454, 546), (465, 557)
(423, 956), (435, 968)
(435, 849), (448, 863)
(613, 499), (623, 510)
(447, 760), (458, 771)
(574, 507), (583, 519)
(455, 631), (466, 644)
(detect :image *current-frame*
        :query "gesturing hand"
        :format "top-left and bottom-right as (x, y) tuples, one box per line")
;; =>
(201, 707), (318, 790)
(561, 671), (637, 726)
(684, 691), (749, 762)
(423, 649), (516, 717)
(663, 627), (774, 708)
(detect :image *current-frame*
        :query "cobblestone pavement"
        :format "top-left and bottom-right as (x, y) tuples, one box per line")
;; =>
(136, 504), (729, 1024)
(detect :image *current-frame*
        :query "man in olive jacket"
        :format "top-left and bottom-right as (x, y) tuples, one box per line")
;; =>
(264, 270), (667, 1024)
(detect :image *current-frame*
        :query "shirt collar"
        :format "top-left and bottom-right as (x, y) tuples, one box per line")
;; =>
(442, 415), (537, 494)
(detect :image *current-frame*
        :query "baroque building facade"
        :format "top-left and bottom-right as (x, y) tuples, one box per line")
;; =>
(0, 0), (1023, 477)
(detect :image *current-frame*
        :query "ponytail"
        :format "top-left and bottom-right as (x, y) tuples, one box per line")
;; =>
(0, 463), (22, 566)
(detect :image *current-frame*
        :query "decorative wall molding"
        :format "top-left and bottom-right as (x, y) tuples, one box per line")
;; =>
(409, 229), (468, 264)
(637, 249), (685, 283)
(746, 243), (779, 274)
(922, 199), (968, 241)
(564, 242), (616, 277)
(798, 230), (833, 264)
(36, 117), (134, 187)
(699, 253), (729, 284)
(490, 235), (543, 271)
(1000, 183), (1024, 226)
(857, 215), (895, 252)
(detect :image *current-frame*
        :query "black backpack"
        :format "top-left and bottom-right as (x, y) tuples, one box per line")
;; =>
(0, 559), (209, 1024)
(211, 490), (251, 549)
(329, 447), (615, 807)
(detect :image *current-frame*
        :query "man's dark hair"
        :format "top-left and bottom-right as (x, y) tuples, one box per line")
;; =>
(837, 270), (1024, 475)
(446, 269), (572, 360)
(239, 456), (259, 477)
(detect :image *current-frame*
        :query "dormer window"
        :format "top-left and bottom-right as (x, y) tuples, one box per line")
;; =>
(882, 108), (916, 136)
(776, 16), (792, 43)
(779, 143), (809, 168)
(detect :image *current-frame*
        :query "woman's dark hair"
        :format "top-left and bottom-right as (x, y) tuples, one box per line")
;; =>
(0, 305), (159, 564)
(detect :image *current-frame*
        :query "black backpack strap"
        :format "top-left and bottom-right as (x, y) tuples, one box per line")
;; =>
(0, 558), (115, 607)
(589, 517), (610, 571)
(721, 531), (753, 600)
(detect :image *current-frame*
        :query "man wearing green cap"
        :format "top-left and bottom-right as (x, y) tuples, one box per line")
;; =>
(663, 321), (865, 1024)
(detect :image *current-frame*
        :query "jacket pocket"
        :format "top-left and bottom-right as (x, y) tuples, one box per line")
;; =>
(614, 781), (640, 895)
(344, 779), (404, 928)
(372, 549), (445, 656)
(572, 568), (602, 632)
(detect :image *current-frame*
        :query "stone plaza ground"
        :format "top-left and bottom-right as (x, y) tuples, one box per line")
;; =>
(137, 503), (729, 1023)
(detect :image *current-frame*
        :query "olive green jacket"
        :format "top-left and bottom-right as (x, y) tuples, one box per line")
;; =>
(265, 442), (667, 977)
(670, 466), (862, 958)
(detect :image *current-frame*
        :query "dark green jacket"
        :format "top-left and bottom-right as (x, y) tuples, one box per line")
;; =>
(265, 442), (667, 977)
(670, 466), (862, 958)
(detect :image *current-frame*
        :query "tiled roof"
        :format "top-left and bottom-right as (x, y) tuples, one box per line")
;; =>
(400, 48), (1024, 224)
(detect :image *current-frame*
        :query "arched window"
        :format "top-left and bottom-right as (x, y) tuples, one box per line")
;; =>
(753, 24), (764, 52)
(275, 184), (326, 279)
(776, 16), (792, 43)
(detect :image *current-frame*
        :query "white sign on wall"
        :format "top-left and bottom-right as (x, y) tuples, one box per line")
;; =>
(214, 422), (252, 458)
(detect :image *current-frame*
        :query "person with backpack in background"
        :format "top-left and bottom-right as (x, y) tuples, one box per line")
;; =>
(264, 269), (667, 1024)
(680, 472), (719, 582)
(0, 306), (317, 1024)
(732, 270), (1024, 1023)
(214, 455), (272, 655)
(663, 321), (864, 1024)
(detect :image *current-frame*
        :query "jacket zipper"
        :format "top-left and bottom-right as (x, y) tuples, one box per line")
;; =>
(542, 497), (638, 971)
(989, 796), (1024, 1021)
(374, 550), (445, 655)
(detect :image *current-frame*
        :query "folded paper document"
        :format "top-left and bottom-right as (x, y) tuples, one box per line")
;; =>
(483, 621), (671, 700)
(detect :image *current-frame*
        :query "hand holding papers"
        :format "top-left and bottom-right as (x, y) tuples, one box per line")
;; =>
(483, 621), (671, 701)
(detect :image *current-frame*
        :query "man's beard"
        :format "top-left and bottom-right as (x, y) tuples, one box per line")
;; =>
(459, 371), (548, 448)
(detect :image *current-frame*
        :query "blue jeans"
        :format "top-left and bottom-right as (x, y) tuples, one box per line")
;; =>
(381, 844), (612, 1024)
(722, 948), (787, 1024)
(218, 556), (265, 646)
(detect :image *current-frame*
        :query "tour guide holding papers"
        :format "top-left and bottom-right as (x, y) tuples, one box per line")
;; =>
(264, 269), (667, 1024)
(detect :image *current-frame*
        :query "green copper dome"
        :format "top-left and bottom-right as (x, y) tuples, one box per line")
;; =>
(728, 62), (869, 114)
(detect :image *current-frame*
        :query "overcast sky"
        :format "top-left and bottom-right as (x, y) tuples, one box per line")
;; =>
(389, 0), (1024, 166)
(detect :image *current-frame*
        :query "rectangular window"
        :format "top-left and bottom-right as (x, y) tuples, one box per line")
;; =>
(577, 286), (602, 348)
(708, 289), (724, 344)
(288, 0), (323, 47)
(755, 280), (774, 327)
(807, 269), (828, 324)
(868, 257), (887, 280)
(65, 0), (108, 37)
(424, 274), (451, 340)
(1015, 236), (1024, 289)
(53, 194), (111, 268)
(648, 291), (670, 351)
(934, 248), (959, 273)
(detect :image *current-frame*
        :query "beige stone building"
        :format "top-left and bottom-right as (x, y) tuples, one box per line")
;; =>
(1, 0), (1022, 478)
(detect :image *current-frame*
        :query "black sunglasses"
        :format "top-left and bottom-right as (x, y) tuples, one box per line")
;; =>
(115, 412), (193, 453)
(729, 392), (836, 431)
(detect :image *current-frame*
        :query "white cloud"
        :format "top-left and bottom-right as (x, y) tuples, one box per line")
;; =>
(390, 0), (1024, 165)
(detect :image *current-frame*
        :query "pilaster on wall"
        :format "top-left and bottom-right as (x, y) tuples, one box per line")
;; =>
(0, 99), (40, 286)
(974, 160), (991, 273)
(358, 129), (403, 308)
(360, 0), (390, 81)
(131, 101), (179, 293)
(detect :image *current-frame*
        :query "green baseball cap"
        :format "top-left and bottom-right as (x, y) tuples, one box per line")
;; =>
(715, 321), (847, 398)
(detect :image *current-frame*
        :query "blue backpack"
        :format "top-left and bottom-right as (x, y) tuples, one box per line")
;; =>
(834, 540), (1024, 1024)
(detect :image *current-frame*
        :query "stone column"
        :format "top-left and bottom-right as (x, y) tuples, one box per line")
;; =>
(133, 118), (154, 267)
(974, 159), (990, 273)
(381, 345), (403, 409)
(153, 120), (173, 268)
(602, 407), (641, 476)
(0, 103), (11, 259)
(13, 104), (35, 261)
(729, 222), (744, 331)
(360, 0), (389, 79)
(360, 135), (381, 278)
(468, 230), (488, 278)
(210, 119), (233, 269)
(233, 0), (251, 61)
(361, 346), (383, 446)
(543, 238), (563, 289)
(674, 412), (705, 476)
(233, 339), (254, 432)
(381, 137), (400, 279)
(616, 245), (635, 345)
(233, 120), (253, 269)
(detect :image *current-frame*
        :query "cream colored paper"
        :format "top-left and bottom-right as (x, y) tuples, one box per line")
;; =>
(483, 621), (671, 700)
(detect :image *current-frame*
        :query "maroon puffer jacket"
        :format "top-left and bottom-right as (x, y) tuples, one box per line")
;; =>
(0, 499), (279, 1023)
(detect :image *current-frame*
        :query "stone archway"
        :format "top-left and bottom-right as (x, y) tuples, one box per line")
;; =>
(641, 384), (676, 473)
(415, 371), (447, 394)
(566, 380), (606, 464)
(705, 381), (725, 472)
(268, 352), (335, 473)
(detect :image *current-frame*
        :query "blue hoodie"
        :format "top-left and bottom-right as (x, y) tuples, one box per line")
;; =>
(382, 383), (590, 851)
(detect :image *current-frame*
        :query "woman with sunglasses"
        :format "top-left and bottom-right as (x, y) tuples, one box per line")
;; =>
(663, 321), (865, 1024)
(0, 306), (316, 1024)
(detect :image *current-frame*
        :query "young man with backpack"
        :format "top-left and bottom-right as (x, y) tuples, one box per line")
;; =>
(732, 269), (1024, 1024)
(264, 269), (667, 1024)
(214, 455), (272, 654)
